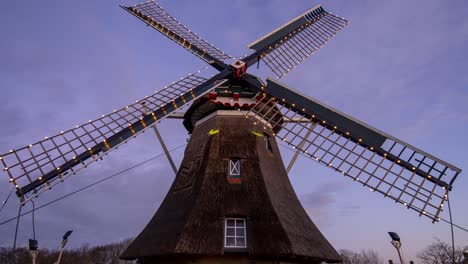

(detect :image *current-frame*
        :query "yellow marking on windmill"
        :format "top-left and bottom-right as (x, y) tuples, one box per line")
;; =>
(251, 131), (263, 137)
(209, 129), (220, 135)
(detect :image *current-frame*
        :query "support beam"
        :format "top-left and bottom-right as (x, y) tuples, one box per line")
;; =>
(286, 122), (318, 174)
(283, 117), (311, 123)
(167, 112), (185, 119)
(152, 125), (178, 175)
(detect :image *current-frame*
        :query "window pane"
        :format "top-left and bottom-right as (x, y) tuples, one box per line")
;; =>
(225, 218), (247, 248)
(236, 219), (245, 227)
(236, 227), (245, 237)
(226, 219), (235, 227)
(236, 237), (245, 247)
(226, 237), (235, 246)
(229, 159), (240, 176)
(226, 227), (235, 236)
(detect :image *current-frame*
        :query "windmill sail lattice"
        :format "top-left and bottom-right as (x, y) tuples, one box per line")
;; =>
(0, 0), (462, 238)
(246, 79), (461, 222)
(1, 68), (228, 202)
(248, 5), (348, 78)
(1, 2), (464, 263)
(122, 1), (231, 67)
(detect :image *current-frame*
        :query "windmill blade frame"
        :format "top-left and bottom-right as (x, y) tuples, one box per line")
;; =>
(244, 5), (348, 78)
(245, 78), (461, 222)
(0, 1), (461, 227)
(0, 68), (229, 203)
(121, 1), (231, 71)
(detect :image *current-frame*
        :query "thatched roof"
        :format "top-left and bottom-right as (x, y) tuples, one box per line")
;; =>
(121, 111), (341, 263)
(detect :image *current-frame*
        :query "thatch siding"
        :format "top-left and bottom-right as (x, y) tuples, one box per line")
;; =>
(121, 112), (341, 263)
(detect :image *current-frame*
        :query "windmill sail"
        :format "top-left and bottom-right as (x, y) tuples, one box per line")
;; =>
(0, 68), (229, 202)
(122, 1), (231, 69)
(246, 78), (461, 222)
(248, 5), (348, 78)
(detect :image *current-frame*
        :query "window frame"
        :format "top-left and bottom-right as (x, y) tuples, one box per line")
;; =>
(224, 218), (247, 249)
(229, 159), (241, 176)
(263, 133), (273, 152)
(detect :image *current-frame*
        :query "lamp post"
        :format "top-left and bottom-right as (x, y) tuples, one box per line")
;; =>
(28, 239), (38, 264)
(388, 232), (404, 264)
(55, 230), (73, 264)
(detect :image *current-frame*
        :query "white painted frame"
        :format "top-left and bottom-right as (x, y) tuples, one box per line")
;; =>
(224, 218), (247, 248)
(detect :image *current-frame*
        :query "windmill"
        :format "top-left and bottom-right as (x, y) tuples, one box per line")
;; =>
(0, 1), (462, 263)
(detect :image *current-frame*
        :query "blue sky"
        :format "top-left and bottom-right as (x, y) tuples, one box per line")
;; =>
(0, 0), (467, 262)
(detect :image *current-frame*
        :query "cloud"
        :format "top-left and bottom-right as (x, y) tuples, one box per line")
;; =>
(299, 181), (360, 227)
(301, 182), (344, 208)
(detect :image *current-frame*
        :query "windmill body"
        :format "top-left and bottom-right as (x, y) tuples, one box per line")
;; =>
(0, 2), (462, 264)
(121, 80), (341, 263)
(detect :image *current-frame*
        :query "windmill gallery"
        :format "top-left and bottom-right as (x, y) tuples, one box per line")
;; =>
(0, 1), (462, 263)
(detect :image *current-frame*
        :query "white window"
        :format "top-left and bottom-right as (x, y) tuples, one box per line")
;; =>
(229, 159), (240, 176)
(224, 218), (247, 248)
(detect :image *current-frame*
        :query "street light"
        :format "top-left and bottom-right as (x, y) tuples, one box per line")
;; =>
(55, 230), (73, 264)
(28, 239), (38, 264)
(462, 249), (468, 264)
(388, 232), (404, 264)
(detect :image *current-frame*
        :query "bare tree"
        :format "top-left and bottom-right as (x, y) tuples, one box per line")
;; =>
(417, 238), (468, 264)
(0, 247), (16, 264)
(340, 249), (361, 264)
(361, 250), (382, 264)
(0, 239), (135, 264)
(340, 249), (383, 264)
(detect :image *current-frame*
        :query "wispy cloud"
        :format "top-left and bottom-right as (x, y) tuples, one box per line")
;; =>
(299, 181), (360, 227)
